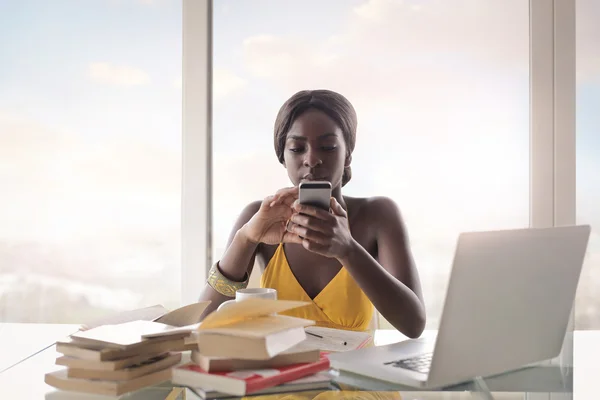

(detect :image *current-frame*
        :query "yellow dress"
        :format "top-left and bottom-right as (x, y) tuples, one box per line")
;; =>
(260, 243), (373, 331)
(255, 244), (402, 400)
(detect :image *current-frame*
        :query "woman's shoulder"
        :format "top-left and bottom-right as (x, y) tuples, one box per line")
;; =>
(347, 195), (403, 220)
(228, 200), (263, 231)
(241, 200), (263, 215)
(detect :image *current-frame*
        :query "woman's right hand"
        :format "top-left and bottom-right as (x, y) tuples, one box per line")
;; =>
(241, 187), (302, 245)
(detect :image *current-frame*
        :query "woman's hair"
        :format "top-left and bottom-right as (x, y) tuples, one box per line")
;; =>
(273, 89), (358, 187)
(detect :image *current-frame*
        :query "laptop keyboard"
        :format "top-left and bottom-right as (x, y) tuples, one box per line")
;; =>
(384, 352), (433, 374)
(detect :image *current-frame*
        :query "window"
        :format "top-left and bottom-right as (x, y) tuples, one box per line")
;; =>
(0, 1), (182, 323)
(576, 0), (600, 329)
(211, 0), (530, 328)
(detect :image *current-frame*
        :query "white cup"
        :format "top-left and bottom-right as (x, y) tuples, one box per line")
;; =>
(217, 288), (278, 312)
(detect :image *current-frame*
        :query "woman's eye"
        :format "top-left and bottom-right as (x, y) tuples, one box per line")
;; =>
(289, 148), (303, 153)
(322, 146), (337, 151)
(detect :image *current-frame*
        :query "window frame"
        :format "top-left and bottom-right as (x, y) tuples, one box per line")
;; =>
(181, 0), (213, 306)
(530, 0), (576, 388)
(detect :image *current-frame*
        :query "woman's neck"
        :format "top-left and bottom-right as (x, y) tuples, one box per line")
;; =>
(331, 186), (347, 211)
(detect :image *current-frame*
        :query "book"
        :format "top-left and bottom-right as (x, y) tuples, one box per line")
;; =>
(195, 299), (314, 360)
(55, 336), (187, 362)
(141, 322), (201, 340)
(55, 351), (167, 371)
(153, 302), (210, 327)
(190, 347), (321, 372)
(66, 353), (181, 381)
(171, 353), (330, 396)
(80, 301), (211, 330)
(198, 299), (309, 329)
(69, 321), (189, 350)
(193, 371), (334, 399)
(44, 387), (181, 400)
(45, 303), (212, 397)
(197, 315), (311, 360)
(45, 368), (172, 396)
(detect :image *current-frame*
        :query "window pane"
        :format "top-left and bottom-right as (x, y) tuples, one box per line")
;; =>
(576, 0), (600, 329)
(0, 1), (182, 323)
(212, 0), (530, 328)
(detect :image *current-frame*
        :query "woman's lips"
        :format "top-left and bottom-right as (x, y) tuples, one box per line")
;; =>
(302, 175), (327, 181)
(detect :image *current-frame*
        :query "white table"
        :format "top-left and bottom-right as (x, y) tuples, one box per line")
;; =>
(0, 323), (79, 373)
(0, 323), (598, 399)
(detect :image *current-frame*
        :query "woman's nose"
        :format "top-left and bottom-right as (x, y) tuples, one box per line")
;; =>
(303, 150), (322, 168)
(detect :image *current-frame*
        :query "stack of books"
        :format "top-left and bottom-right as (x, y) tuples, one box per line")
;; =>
(171, 298), (333, 398)
(44, 302), (211, 396)
(43, 299), (374, 398)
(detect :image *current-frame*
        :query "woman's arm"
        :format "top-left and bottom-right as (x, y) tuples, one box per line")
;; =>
(340, 197), (425, 338)
(288, 196), (425, 338)
(198, 186), (300, 319)
(198, 201), (262, 318)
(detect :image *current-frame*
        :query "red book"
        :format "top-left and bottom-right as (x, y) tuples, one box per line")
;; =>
(171, 354), (330, 396)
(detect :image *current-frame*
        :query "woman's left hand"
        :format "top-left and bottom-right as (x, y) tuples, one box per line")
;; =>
(286, 197), (355, 259)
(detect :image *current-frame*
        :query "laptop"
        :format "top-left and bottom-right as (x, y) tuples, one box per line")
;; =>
(329, 225), (591, 389)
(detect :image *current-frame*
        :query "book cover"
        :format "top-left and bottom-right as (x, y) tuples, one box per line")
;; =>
(55, 336), (186, 361)
(81, 301), (210, 331)
(194, 371), (334, 399)
(45, 368), (172, 396)
(69, 321), (185, 349)
(198, 298), (311, 330)
(172, 353), (330, 396)
(66, 353), (181, 381)
(190, 347), (321, 372)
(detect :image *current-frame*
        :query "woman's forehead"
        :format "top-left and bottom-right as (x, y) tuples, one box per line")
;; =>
(288, 110), (342, 136)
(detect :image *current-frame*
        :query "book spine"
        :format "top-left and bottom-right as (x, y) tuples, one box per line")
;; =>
(244, 358), (330, 395)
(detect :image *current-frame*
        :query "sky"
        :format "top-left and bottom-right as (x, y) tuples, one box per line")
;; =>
(0, 0), (598, 327)
(0, 0), (182, 242)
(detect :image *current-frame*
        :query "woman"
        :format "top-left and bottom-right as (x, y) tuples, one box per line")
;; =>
(199, 89), (425, 338)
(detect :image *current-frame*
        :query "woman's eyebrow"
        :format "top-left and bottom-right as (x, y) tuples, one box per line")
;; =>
(318, 132), (338, 139)
(287, 133), (338, 141)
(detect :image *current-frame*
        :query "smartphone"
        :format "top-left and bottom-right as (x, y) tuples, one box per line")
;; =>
(298, 181), (332, 211)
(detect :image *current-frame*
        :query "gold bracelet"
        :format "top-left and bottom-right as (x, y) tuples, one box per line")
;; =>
(207, 261), (249, 297)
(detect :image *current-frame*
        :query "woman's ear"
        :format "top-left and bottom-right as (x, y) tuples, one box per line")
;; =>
(345, 154), (352, 167)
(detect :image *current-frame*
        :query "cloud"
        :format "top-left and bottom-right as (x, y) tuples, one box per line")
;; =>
(241, 0), (600, 103)
(243, 35), (305, 79)
(0, 112), (179, 241)
(88, 62), (150, 86)
(172, 69), (246, 99)
(349, 0), (528, 64)
(213, 69), (247, 99)
(240, 2), (533, 117)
